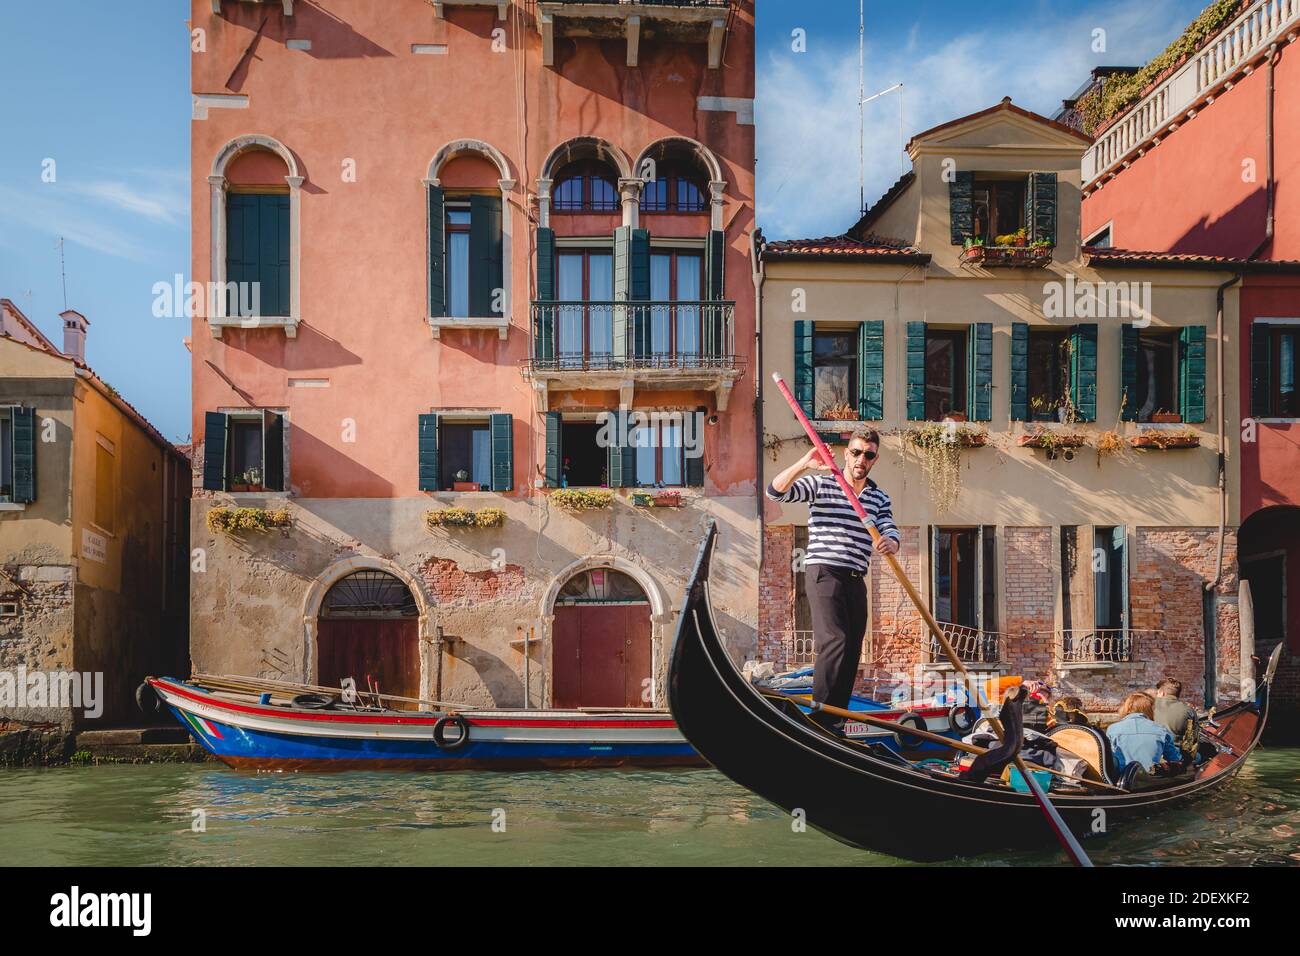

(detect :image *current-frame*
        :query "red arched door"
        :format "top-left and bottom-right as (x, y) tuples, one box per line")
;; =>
(552, 569), (652, 709)
(316, 570), (420, 709)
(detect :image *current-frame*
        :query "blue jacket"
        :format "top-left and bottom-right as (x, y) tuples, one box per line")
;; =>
(1107, 713), (1182, 772)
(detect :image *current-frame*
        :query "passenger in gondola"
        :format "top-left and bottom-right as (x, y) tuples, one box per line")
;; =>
(1047, 695), (1092, 728)
(1022, 680), (1053, 732)
(1152, 677), (1199, 757)
(1106, 691), (1183, 773)
(766, 427), (900, 731)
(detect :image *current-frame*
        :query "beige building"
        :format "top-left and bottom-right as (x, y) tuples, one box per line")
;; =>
(756, 101), (1248, 711)
(0, 299), (189, 728)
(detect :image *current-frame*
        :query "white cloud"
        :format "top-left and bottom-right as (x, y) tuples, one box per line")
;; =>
(65, 177), (187, 225)
(758, 0), (1195, 239)
(0, 183), (153, 262)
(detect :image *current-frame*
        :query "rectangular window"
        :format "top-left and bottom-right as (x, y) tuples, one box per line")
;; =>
(1269, 326), (1299, 417)
(649, 250), (703, 358)
(812, 329), (858, 418)
(229, 419), (264, 486)
(925, 328), (968, 420)
(1027, 329), (1071, 420)
(559, 420), (606, 487)
(557, 250), (614, 365)
(971, 178), (1026, 244)
(440, 421), (491, 489)
(1086, 225), (1112, 248)
(631, 418), (685, 488)
(226, 191), (290, 317)
(931, 526), (998, 662)
(1133, 329), (1180, 421)
(446, 206), (471, 318)
(94, 438), (115, 533)
(208, 410), (286, 492)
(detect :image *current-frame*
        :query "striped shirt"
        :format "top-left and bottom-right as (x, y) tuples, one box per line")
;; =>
(766, 474), (900, 573)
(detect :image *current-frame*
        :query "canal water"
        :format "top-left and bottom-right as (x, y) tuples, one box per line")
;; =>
(2, 749), (1297, 866)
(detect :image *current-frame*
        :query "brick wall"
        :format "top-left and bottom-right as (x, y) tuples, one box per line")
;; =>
(758, 525), (796, 665)
(1001, 527), (1056, 682)
(868, 525), (923, 675)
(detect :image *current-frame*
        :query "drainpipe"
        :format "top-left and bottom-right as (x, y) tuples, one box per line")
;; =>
(1204, 42), (1277, 703)
(750, 227), (766, 569)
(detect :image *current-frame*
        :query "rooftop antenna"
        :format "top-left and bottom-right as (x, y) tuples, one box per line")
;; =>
(57, 236), (68, 310)
(858, 0), (864, 216)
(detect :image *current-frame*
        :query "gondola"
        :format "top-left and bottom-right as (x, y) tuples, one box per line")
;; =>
(668, 522), (1281, 862)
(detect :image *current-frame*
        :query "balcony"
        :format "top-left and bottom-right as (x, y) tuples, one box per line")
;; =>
(1057, 628), (1134, 667)
(537, 1), (732, 68)
(928, 622), (1001, 665)
(522, 300), (741, 410)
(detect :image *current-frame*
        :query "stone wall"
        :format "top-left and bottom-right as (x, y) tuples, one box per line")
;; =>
(0, 565), (75, 726)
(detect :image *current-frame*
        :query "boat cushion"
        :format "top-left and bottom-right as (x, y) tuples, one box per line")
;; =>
(1047, 724), (1117, 785)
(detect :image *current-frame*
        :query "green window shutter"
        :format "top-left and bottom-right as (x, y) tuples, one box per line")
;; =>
(705, 229), (724, 300)
(428, 185), (445, 318)
(969, 322), (993, 421)
(607, 410), (636, 488)
(949, 171), (973, 245)
(202, 411), (228, 491)
(535, 226), (556, 300)
(260, 193), (290, 317)
(685, 429), (705, 488)
(1251, 322), (1272, 418)
(613, 227), (631, 361)
(1070, 323), (1098, 422)
(418, 413), (440, 492)
(858, 320), (884, 420)
(630, 228), (650, 300)
(12, 406), (36, 503)
(1009, 322), (1029, 421)
(545, 412), (562, 488)
(490, 413), (513, 492)
(469, 194), (504, 317)
(1029, 172), (1058, 246)
(793, 320), (815, 417)
(1120, 324), (1139, 422)
(225, 194), (261, 317)
(906, 321), (927, 420)
(1179, 325), (1207, 423)
(262, 410), (285, 491)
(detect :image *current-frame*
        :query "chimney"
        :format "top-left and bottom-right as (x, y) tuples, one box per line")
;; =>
(60, 309), (88, 362)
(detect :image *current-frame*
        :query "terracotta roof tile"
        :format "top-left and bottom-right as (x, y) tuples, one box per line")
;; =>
(1084, 247), (1300, 271)
(763, 234), (930, 263)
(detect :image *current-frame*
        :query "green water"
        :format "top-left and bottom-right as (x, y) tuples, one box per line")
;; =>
(1, 750), (1297, 866)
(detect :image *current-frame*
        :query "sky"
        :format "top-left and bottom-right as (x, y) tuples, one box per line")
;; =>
(0, 0), (1212, 440)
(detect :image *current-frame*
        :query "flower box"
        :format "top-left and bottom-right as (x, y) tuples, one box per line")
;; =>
(425, 507), (504, 529)
(229, 483), (267, 493)
(1149, 412), (1182, 424)
(653, 491), (683, 507)
(1016, 432), (1087, 449)
(632, 492), (654, 507)
(961, 244), (1054, 268)
(1130, 433), (1200, 450)
(906, 424), (987, 449)
(550, 488), (614, 511)
(206, 506), (292, 534)
(452, 481), (481, 492)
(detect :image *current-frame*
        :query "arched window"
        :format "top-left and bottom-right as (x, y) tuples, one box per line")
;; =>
(640, 159), (708, 213)
(556, 568), (648, 604)
(553, 159), (620, 213)
(320, 570), (418, 618)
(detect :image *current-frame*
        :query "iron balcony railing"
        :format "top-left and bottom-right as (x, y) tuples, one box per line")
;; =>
(527, 300), (737, 372)
(928, 622), (1001, 665)
(1058, 628), (1134, 664)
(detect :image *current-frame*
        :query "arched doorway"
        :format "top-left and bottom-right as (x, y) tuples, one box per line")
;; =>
(552, 568), (652, 709)
(1240, 505), (1300, 666)
(316, 570), (420, 708)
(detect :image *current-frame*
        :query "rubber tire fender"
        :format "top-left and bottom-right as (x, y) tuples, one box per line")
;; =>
(893, 712), (928, 750)
(433, 715), (471, 751)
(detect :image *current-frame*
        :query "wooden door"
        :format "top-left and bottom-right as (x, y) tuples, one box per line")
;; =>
(317, 618), (420, 708)
(552, 604), (652, 708)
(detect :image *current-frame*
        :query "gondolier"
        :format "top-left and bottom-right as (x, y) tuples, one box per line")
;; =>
(766, 426), (900, 728)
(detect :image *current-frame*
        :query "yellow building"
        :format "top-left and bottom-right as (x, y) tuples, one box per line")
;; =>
(755, 101), (1248, 711)
(0, 299), (189, 728)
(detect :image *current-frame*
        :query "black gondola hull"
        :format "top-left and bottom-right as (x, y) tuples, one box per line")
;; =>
(668, 524), (1272, 862)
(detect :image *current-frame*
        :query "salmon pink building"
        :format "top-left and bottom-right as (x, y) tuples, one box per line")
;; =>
(189, 0), (757, 710)
(1076, 0), (1300, 720)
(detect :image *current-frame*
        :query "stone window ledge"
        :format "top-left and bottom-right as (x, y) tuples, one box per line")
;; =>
(0, 502), (26, 512)
(428, 315), (509, 340)
(209, 315), (300, 339)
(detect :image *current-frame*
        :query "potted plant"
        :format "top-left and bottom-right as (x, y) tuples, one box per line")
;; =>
(1149, 409), (1181, 424)
(821, 400), (857, 423)
(1012, 227), (1027, 248)
(632, 491), (654, 507)
(961, 237), (986, 263)
(1131, 429), (1200, 450)
(653, 490), (683, 507)
(229, 467), (264, 492)
(452, 468), (479, 492)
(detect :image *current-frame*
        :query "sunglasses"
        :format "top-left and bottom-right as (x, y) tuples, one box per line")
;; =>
(847, 448), (877, 460)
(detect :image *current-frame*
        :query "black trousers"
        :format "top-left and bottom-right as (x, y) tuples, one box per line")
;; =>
(807, 563), (869, 717)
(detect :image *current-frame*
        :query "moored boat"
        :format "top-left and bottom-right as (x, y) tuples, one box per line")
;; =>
(668, 522), (1281, 861)
(147, 676), (702, 771)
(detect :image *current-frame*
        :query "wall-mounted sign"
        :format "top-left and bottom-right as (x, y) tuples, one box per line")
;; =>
(81, 528), (107, 564)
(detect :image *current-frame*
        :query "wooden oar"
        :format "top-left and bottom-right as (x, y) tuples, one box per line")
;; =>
(189, 673), (466, 712)
(770, 372), (1093, 867)
(773, 694), (1124, 793)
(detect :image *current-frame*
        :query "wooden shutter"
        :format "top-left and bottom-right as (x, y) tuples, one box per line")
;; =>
(1028, 172), (1058, 246)
(630, 228), (650, 300)
(12, 406), (35, 504)
(225, 194), (259, 317)
(202, 411), (228, 491)
(490, 413), (513, 492)
(1251, 322), (1272, 418)
(469, 194), (504, 317)
(428, 184), (445, 318)
(705, 229), (724, 300)
(613, 227), (631, 361)
(685, 427), (705, 488)
(1009, 322), (1029, 421)
(858, 320), (884, 420)
(1179, 325), (1207, 423)
(544, 412), (562, 488)
(1119, 324), (1139, 422)
(534, 227), (556, 363)
(949, 171), (973, 245)
(906, 321), (926, 420)
(262, 410), (285, 491)
(969, 322), (993, 421)
(261, 193), (291, 317)
(1070, 323), (1098, 422)
(793, 320), (814, 417)
(418, 413), (440, 492)
(607, 410), (635, 488)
